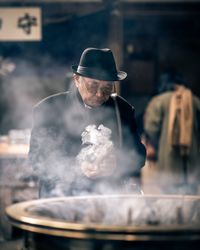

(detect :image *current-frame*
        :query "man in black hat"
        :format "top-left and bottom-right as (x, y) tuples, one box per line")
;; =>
(29, 48), (146, 198)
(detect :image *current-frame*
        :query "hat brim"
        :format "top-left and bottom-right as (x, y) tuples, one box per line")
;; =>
(71, 65), (127, 81)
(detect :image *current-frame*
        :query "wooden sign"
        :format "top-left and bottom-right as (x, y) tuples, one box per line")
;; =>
(0, 7), (41, 41)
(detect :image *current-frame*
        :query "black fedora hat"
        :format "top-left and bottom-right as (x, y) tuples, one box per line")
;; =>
(72, 48), (127, 81)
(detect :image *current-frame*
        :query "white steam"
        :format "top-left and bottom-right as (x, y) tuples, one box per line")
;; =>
(0, 56), (67, 133)
(76, 124), (116, 179)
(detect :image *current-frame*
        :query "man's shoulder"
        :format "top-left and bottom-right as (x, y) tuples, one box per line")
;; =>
(110, 93), (135, 111)
(34, 91), (71, 109)
(32, 91), (72, 123)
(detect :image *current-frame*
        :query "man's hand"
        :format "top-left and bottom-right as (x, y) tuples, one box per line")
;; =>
(80, 154), (116, 179)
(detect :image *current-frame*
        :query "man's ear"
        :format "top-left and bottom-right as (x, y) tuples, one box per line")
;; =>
(73, 74), (80, 87)
(73, 73), (80, 80)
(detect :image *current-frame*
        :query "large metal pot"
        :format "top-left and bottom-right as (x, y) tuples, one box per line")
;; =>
(6, 194), (200, 250)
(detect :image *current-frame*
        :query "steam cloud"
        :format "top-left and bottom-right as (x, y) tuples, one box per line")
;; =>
(0, 56), (68, 133)
(1, 55), (199, 198)
(76, 124), (117, 179)
(30, 98), (144, 197)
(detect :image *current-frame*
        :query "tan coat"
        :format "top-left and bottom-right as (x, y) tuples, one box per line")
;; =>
(143, 91), (200, 187)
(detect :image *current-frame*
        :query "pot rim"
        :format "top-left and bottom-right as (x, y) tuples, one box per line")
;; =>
(6, 194), (200, 241)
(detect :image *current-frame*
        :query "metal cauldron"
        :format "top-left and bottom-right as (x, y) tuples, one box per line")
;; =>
(6, 194), (200, 250)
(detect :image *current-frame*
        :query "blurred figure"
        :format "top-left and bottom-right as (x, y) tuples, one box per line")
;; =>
(142, 72), (200, 194)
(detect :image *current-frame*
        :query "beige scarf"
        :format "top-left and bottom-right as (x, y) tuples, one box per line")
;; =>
(168, 85), (193, 156)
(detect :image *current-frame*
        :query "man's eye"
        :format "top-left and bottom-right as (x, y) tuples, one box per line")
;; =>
(89, 86), (97, 91)
(91, 83), (98, 88)
(103, 88), (112, 94)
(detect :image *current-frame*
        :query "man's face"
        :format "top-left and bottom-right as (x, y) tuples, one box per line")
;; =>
(74, 75), (114, 107)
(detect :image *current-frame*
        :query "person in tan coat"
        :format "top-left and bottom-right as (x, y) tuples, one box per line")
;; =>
(143, 73), (200, 194)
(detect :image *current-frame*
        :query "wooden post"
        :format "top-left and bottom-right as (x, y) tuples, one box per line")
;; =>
(107, 0), (123, 94)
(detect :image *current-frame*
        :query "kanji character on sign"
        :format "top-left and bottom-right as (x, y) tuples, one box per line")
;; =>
(18, 13), (37, 34)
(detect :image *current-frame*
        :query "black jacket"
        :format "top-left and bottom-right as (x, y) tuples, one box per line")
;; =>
(29, 89), (146, 197)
